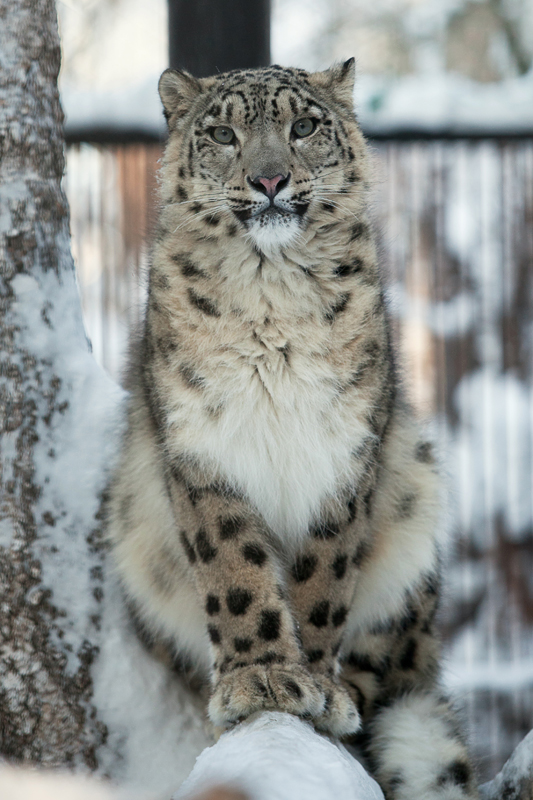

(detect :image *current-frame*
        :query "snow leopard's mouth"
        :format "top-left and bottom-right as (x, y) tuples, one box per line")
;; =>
(255, 207), (293, 221)
(232, 205), (294, 225)
(231, 199), (309, 229)
(250, 203), (309, 224)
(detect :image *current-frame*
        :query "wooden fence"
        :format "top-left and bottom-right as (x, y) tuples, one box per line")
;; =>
(64, 139), (533, 781)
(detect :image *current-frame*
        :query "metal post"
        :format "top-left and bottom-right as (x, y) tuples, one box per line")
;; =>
(168, 0), (271, 77)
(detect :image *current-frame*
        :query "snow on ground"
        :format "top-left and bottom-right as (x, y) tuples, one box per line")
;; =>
(175, 712), (385, 800)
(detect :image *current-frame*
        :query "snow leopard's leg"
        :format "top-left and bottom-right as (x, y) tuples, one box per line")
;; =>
(284, 424), (385, 737)
(164, 460), (327, 728)
(286, 493), (373, 736)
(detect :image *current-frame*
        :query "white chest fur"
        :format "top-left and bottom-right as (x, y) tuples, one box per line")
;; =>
(172, 330), (368, 545)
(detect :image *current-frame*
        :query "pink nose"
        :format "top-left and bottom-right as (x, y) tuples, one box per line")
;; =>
(251, 173), (289, 199)
(257, 174), (285, 195)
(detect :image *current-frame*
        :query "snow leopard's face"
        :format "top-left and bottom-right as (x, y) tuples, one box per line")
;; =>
(159, 62), (366, 255)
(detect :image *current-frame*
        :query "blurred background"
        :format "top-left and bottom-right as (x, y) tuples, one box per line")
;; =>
(56, 0), (533, 782)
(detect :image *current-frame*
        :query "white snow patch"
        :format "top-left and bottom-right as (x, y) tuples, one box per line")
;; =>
(386, 282), (477, 337)
(0, 768), (120, 800)
(271, 0), (329, 71)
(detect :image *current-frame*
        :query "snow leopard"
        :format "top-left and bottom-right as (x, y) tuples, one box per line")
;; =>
(108, 61), (478, 800)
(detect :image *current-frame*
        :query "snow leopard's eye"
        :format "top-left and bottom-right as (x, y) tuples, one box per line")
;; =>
(211, 126), (235, 145)
(292, 118), (316, 138)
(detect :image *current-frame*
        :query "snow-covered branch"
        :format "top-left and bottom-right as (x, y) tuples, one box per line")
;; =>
(480, 729), (533, 800)
(175, 713), (384, 800)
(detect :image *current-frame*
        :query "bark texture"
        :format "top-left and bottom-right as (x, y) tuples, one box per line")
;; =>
(0, 0), (108, 767)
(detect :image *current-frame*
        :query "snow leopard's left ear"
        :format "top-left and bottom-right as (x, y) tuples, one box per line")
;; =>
(310, 58), (356, 112)
(158, 68), (202, 126)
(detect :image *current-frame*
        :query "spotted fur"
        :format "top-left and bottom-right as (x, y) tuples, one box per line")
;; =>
(107, 61), (478, 799)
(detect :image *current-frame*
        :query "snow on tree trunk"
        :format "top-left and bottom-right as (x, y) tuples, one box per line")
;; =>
(0, 0), (209, 788)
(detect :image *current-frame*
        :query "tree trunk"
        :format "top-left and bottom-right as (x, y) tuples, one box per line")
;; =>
(0, 0), (106, 767)
(0, 0), (209, 788)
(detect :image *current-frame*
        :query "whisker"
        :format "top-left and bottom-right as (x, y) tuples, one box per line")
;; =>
(314, 196), (353, 210)
(310, 167), (347, 182)
(317, 184), (353, 191)
(167, 194), (228, 208)
(317, 188), (355, 196)
(173, 204), (230, 232)
(312, 195), (360, 221)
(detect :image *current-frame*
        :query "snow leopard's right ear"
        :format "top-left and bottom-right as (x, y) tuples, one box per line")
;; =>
(158, 69), (202, 126)
(310, 58), (356, 113)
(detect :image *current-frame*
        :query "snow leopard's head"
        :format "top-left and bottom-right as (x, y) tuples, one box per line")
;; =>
(158, 61), (368, 256)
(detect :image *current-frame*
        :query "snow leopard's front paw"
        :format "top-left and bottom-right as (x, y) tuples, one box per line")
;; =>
(208, 663), (326, 727)
(312, 675), (362, 737)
